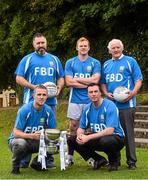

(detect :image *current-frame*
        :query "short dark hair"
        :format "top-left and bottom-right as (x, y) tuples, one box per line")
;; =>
(87, 83), (99, 88)
(33, 33), (45, 41)
(33, 84), (47, 94)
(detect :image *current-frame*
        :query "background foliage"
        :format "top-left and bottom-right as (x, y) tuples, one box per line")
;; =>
(0, 0), (147, 91)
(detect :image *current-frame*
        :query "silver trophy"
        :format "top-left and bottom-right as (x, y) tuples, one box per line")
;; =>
(45, 129), (61, 154)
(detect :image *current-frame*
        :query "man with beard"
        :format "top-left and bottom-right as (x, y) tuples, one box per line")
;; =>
(8, 85), (56, 174)
(15, 33), (64, 169)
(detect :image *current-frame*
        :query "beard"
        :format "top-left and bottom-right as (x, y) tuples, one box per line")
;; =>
(36, 47), (46, 55)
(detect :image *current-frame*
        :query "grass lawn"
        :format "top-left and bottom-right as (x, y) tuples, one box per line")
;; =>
(0, 104), (148, 179)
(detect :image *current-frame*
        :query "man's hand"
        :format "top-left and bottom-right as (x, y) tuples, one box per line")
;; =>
(76, 134), (90, 144)
(30, 131), (41, 140)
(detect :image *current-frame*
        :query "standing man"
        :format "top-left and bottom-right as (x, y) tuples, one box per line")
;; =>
(8, 85), (56, 174)
(101, 39), (143, 170)
(67, 84), (124, 171)
(15, 32), (64, 168)
(65, 37), (101, 165)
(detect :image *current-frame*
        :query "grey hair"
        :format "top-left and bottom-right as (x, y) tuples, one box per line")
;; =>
(107, 39), (124, 51)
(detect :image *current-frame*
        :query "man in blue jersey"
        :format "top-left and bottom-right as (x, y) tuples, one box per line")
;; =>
(101, 39), (143, 170)
(67, 83), (124, 171)
(65, 37), (101, 165)
(15, 33), (64, 168)
(8, 85), (56, 174)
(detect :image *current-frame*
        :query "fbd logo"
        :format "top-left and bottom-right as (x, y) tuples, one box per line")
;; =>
(40, 118), (45, 125)
(49, 61), (54, 67)
(119, 66), (124, 72)
(87, 66), (92, 72)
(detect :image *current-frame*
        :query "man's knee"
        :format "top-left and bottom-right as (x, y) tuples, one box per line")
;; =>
(11, 138), (27, 154)
(69, 120), (79, 135)
(67, 135), (77, 146)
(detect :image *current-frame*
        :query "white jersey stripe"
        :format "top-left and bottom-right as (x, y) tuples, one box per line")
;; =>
(24, 56), (32, 73)
(51, 55), (59, 75)
(69, 87), (73, 103)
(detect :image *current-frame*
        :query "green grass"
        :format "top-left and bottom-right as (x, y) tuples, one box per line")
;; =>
(0, 103), (148, 179)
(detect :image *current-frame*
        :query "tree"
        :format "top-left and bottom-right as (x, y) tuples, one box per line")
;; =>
(0, 0), (147, 91)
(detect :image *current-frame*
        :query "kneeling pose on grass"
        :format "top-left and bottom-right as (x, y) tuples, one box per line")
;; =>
(8, 85), (56, 175)
(67, 83), (125, 171)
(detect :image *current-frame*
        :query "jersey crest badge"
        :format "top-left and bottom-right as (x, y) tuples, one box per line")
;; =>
(87, 66), (92, 72)
(40, 118), (45, 125)
(49, 61), (54, 67)
(119, 66), (124, 72)
(100, 114), (105, 122)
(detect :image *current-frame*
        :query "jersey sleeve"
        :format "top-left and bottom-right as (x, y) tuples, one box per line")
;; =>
(105, 102), (119, 128)
(79, 106), (90, 129)
(46, 108), (56, 128)
(14, 107), (28, 131)
(92, 59), (101, 75)
(55, 57), (65, 79)
(65, 59), (74, 77)
(15, 54), (32, 77)
(131, 58), (143, 82)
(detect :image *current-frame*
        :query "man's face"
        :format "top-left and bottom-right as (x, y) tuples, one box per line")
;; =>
(109, 42), (123, 59)
(76, 40), (90, 56)
(88, 85), (101, 102)
(33, 88), (48, 106)
(33, 36), (47, 55)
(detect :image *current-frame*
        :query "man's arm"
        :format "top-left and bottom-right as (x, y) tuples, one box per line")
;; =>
(76, 73), (100, 85)
(77, 127), (114, 145)
(101, 83), (114, 100)
(16, 75), (36, 90)
(56, 77), (65, 96)
(13, 128), (40, 140)
(125, 80), (142, 102)
(65, 76), (87, 88)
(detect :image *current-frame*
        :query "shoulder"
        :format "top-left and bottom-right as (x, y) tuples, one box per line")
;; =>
(46, 53), (60, 61)
(103, 98), (117, 109)
(65, 57), (77, 66)
(21, 52), (35, 61)
(88, 56), (101, 63)
(43, 104), (53, 113)
(18, 102), (32, 114)
(83, 102), (92, 112)
(66, 57), (77, 63)
(122, 55), (137, 63)
(103, 59), (112, 67)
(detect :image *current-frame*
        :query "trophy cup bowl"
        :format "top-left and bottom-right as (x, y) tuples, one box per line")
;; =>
(45, 129), (61, 140)
(45, 129), (61, 154)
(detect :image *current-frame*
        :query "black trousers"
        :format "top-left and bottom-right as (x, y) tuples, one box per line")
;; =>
(9, 138), (40, 168)
(119, 108), (137, 165)
(67, 135), (124, 164)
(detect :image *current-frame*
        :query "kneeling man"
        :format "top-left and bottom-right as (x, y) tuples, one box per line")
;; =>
(8, 85), (56, 174)
(67, 83), (124, 171)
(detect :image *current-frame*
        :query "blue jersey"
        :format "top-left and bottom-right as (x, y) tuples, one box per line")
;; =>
(65, 56), (101, 104)
(101, 55), (143, 109)
(8, 101), (56, 143)
(15, 52), (64, 105)
(80, 99), (124, 138)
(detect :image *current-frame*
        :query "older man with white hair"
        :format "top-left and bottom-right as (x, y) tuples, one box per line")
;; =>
(101, 39), (143, 170)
